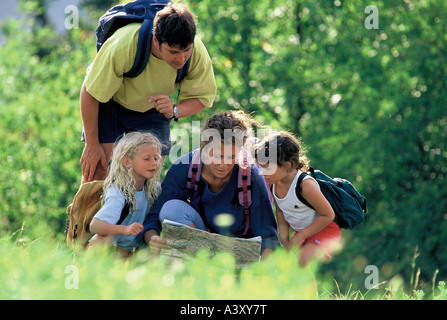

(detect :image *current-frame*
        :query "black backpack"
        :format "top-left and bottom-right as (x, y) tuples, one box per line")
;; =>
(96, 0), (191, 81)
(295, 167), (367, 229)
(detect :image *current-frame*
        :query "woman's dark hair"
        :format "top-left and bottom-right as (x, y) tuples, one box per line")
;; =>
(202, 110), (260, 146)
(153, 3), (196, 49)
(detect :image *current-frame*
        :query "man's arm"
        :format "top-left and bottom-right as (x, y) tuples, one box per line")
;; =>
(149, 95), (206, 119)
(79, 84), (108, 182)
(148, 38), (215, 119)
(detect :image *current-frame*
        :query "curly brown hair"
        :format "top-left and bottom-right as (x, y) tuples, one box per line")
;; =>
(202, 110), (261, 146)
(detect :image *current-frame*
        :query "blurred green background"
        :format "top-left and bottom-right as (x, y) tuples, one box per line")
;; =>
(0, 0), (446, 293)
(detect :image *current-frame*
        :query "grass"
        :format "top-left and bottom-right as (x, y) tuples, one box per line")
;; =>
(1, 223), (446, 300)
(1, 226), (317, 300)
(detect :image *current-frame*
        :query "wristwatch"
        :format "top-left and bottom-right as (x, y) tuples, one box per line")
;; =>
(173, 105), (179, 122)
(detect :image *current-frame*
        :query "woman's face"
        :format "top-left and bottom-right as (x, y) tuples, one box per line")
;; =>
(202, 142), (240, 180)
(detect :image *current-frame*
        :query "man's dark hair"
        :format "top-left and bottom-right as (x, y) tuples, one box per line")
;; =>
(153, 3), (196, 49)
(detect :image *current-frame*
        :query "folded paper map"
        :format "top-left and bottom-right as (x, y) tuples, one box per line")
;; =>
(161, 219), (262, 268)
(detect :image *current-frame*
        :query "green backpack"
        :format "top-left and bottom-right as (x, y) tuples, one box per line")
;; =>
(295, 167), (367, 229)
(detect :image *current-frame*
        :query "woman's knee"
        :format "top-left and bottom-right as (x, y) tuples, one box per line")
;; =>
(159, 199), (186, 222)
(159, 199), (206, 230)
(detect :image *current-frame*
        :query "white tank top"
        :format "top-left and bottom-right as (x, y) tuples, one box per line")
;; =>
(273, 170), (319, 231)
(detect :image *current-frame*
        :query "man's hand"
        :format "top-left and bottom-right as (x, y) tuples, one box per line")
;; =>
(79, 84), (108, 182)
(149, 95), (174, 119)
(80, 142), (108, 182)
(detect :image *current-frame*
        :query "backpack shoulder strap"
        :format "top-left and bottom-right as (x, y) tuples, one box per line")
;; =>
(124, 21), (192, 79)
(295, 171), (315, 209)
(237, 150), (253, 236)
(185, 149), (214, 231)
(238, 166), (252, 207)
(187, 149), (202, 192)
(238, 165), (252, 236)
(124, 19), (153, 78)
(176, 50), (192, 83)
(116, 201), (130, 225)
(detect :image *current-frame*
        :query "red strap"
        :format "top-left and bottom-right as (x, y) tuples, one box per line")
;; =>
(238, 149), (252, 236)
(187, 149), (202, 191)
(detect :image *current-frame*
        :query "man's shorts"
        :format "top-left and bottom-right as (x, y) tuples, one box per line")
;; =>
(294, 221), (341, 259)
(82, 99), (172, 156)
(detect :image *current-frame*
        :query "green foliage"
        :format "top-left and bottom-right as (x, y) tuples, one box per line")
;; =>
(189, 0), (447, 291)
(0, 0), (446, 299)
(0, 15), (96, 236)
(1, 230), (446, 300)
(0, 232), (318, 299)
(291, 0), (447, 290)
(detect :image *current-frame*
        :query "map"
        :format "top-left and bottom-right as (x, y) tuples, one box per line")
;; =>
(161, 220), (262, 268)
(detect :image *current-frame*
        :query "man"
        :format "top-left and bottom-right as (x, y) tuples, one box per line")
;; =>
(80, 3), (216, 182)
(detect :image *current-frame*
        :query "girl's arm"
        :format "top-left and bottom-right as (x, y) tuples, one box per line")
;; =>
(291, 179), (335, 246)
(275, 200), (291, 249)
(90, 218), (143, 236)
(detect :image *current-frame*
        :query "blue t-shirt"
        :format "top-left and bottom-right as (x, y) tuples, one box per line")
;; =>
(94, 186), (150, 251)
(143, 151), (279, 251)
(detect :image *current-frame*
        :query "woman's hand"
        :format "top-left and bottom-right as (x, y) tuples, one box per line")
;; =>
(144, 229), (171, 255)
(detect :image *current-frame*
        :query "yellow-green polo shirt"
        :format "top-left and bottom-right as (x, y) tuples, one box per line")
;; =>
(84, 23), (216, 112)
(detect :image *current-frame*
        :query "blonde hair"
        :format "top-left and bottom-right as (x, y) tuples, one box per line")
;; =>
(103, 131), (162, 210)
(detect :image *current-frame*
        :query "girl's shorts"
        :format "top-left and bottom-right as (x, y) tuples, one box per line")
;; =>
(294, 221), (341, 259)
(82, 99), (172, 156)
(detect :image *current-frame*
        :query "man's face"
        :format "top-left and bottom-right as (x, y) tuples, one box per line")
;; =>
(158, 42), (193, 70)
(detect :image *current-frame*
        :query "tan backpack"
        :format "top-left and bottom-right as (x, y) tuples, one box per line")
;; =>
(65, 180), (105, 247)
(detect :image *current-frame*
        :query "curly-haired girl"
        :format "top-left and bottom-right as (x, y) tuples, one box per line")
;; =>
(89, 131), (162, 253)
(255, 131), (341, 267)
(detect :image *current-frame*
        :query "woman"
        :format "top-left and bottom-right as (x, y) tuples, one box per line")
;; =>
(142, 111), (279, 258)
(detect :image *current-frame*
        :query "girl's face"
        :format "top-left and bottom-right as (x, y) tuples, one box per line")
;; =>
(124, 144), (160, 188)
(258, 162), (289, 185)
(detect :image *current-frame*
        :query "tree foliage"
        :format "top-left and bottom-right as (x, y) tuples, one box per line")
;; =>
(189, 0), (447, 289)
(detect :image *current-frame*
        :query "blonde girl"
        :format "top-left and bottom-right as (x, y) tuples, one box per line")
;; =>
(255, 131), (341, 267)
(89, 131), (162, 253)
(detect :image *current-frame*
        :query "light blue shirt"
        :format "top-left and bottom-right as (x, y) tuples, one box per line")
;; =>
(94, 186), (149, 251)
